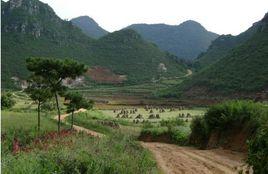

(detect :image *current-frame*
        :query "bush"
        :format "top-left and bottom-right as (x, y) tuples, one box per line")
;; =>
(1, 93), (16, 110)
(189, 117), (208, 147)
(247, 116), (268, 173)
(204, 100), (262, 133)
(140, 118), (189, 145)
(170, 126), (189, 145)
(189, 100), (268, 171)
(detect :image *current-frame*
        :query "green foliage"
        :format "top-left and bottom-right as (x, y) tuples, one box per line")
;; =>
(189, 100), (268, 170)
(190, 101), (266, 143)
(2, 133), (158, 174)
(2, 127), (40, 154)
(1, 93), (16, 109)
(128, 21), (218, 60)
(193, 17), (261, 70)
(141, 118), (189, 145)
(189, 116), (208, 147)
(247, 114), (268, 173)
(26, 57), (87, 88)
(160, 117), (184, 129)
(170, 126), (189, 145)
(204, 101), (267, 134)
(64, 92), (93, 113)
(247, 105), (268, 174)
(26, 57), (87, 132)
(2, 0), (187, 88)
(66, 111), (115, 135)
(168, 16), (268, 97)
(71, 16), (108, 39)
(25, 76), (54, 131)
(25, 76), (53, 103)
(1, 111), (68, 154)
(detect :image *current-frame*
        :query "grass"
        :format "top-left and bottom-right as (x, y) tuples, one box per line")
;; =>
(1, 111), (60, 132)
(140, 118), (191, 145)
(66, 110), (120, 135)
(101, 107), (205, 123)
(2, 132), (159, 174)
(1, 111), (69, 154)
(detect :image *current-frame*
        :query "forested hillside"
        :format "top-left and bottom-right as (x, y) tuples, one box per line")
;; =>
(128, 20), (218, 60)
(194, 19), (262, 70)
(162, 13), (268, 99)
(1, 0), (187, 88)
(71, 16), (108, 39)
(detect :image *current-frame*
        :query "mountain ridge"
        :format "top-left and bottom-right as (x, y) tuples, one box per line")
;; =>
(127, 20), (219, 60)
(164, 13), (268, 99)
(71, 16), (108, 39)
(1, 0), (187, 88)
(193, 19), (263, 70)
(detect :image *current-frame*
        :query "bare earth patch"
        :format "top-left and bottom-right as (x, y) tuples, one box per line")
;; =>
(86, 66), (127, 84)
(141, 142), (250, 174)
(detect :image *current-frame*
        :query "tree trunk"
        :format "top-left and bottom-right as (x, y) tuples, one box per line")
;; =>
(71, 110), (74, 130)
(55, 92), (61, 134)
(37, 101), (41, 133)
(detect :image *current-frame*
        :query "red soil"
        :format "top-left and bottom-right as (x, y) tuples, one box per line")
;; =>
(86, 66), (127, 84)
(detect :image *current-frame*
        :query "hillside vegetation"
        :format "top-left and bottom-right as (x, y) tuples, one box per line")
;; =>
(127, 20), (218, 60)
(189, 100), (268, 173)
(71, 16), (108, 39)
(1, 0), (186, 88)
(194, 18), (263, 70)
(161, 13), (268, 98)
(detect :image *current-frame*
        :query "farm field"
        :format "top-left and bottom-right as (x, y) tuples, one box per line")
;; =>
(2, 91), (265, 174)
(1, 93), (160, 173)
(2, 1), (268, 173)
(101, 107), (206, 122)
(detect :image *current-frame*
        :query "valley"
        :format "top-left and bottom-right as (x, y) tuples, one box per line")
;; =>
(1, 0), (268, 173)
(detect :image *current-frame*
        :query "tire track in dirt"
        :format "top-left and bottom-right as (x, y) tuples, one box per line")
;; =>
(141, 142), (248, 174)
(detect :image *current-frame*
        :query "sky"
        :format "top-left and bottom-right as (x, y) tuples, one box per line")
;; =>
(5, 0), (268, 35)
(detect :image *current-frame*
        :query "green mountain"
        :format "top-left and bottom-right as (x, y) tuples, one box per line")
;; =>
(71, 16), (108, 39)
(167, 13), (268, 99)
(194, 20), (261, 70)
(127, 21), (218, 60)
(1, 0), (187, 89)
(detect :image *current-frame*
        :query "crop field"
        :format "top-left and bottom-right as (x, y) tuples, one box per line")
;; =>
(2, 90), (265, 174)
(101, 107), (206, 123)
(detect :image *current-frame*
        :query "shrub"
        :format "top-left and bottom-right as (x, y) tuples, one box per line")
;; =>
(189, 100), (268, 171)
(247, 114), (268, 173)
(189, 116), (208, 147)
(204, 100), (262, 133)
(1, 93), (16, 110)
(170, 126), (189, 145)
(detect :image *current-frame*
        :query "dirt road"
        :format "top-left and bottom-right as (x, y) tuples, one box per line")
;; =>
(141, 142), (250, 174)
(53, 109), (104, 137)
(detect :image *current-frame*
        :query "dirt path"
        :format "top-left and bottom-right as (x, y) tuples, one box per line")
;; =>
(53, 108), (87, 121)
(141, 142), (249, 174)
(53, 109), (104, 137)
(184, 69), (192, 77)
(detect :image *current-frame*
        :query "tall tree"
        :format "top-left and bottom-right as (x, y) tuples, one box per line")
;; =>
(64, 92), (93, 129)
(26, 58), (87, 134)
(25, 76), (53, 132)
